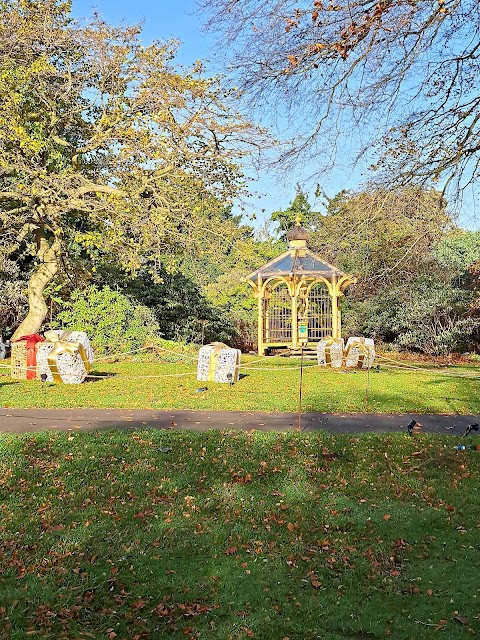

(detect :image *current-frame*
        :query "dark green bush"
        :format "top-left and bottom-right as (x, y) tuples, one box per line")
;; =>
(56, 285), (161, 355)
(342, 276), (480, 355)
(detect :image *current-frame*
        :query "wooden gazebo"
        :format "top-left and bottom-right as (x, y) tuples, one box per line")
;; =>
(245, 218), (356, 355)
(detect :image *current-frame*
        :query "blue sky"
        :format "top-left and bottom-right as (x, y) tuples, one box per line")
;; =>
(73, 1), (208, 66)
(71, 1), (477, 230)
(71, 0), (368, 228)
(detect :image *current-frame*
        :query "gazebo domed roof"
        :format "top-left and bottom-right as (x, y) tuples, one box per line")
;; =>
(245, 216), (356, 285)
(244, 249), (348, 283)
(287, 217), (309, 243)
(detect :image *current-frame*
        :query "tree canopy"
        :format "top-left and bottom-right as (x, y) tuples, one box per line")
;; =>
(0, 0), (267, 338)
(434, 231), (480, 271)
(201, 0), (480, 197)
(310, 187), (452, 294)
(302, 186), (480, 353)
(270, 185), (319, 239)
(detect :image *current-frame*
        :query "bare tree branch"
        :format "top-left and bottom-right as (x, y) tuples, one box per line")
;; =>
(200, 0), (480, 198)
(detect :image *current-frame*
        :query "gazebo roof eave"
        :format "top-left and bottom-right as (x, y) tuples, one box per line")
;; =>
(245, 247), (355, 284)
(245, 269), (346, 281)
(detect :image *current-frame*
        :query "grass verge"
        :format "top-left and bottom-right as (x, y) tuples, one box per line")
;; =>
(0, 356), (479, 413)
(1, 429), (479, 639)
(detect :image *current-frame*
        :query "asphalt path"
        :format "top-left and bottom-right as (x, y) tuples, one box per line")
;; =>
(0, 407), (478, 436)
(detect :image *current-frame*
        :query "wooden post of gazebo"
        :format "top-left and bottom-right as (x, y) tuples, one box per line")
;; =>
(331, 274), (338, 338)
(245, 218), (356, 356)
(291, 281), (298, 350)
(257, 272), (264, 357)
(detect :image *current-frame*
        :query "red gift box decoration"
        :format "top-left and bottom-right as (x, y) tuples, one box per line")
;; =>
(14, 334), (45, 379)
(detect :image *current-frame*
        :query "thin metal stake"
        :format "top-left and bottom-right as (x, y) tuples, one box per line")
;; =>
(298, 347), (304, 432)
(365, 363), (371, 411)
(40, 373), (48, 408)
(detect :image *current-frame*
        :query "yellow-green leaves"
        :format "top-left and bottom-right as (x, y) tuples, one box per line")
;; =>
(2, 0), (270, 336)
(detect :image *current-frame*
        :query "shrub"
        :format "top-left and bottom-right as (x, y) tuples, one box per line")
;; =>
(0, 255), (29, 338)
(56, 285), (161, 355)
(342, 277), (480, 355)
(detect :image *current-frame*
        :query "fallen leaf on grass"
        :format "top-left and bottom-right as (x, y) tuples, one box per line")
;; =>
(383, 514), (391, 521)
(225, 546), (237, 555)
(180, 603), (213, 617)
(321, 448), (337, 459)
(231, 471), (252, 484)
(453, 615), (468, 625)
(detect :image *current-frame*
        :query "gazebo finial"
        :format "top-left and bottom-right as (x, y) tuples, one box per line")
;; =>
(287, 216), (309, 247)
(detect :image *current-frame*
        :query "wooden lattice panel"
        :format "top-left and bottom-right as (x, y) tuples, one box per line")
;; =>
(308, 283), (332, 340)
(266, 283), (292, 342)
(10, 341), (39, 380)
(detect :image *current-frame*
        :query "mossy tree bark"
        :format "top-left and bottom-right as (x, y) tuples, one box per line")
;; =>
(11, 226), (61, 340)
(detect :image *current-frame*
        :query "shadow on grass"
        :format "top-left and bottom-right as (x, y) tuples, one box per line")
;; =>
(85, 371), (118, 383)
(1, 430), (479, 639)
(0, 380), (19, 388)
(418, 377), (480, 414)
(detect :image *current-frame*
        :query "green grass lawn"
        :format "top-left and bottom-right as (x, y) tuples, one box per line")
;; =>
(1, 429), (479, 639)
(0, 355), (479, 414)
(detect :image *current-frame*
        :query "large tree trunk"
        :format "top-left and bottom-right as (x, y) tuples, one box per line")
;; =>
(12, 227), (61, 340)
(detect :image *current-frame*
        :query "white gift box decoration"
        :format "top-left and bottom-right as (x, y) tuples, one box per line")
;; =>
(35, 330), (63, 382)
(60, 331), (95, 365)
(36, 330), (94, 384)
(197, 342), (241, 383)
(36, 342), (56, 382)
(317, 337), (345, 368)
(345, 337), (375, 369)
